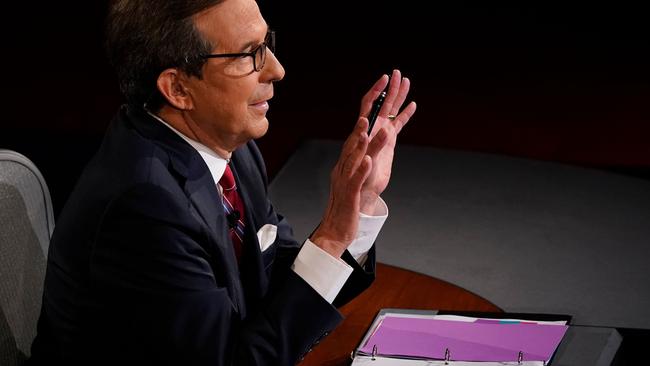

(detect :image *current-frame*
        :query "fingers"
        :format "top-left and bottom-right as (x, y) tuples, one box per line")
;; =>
(359, 74), (390, 118)
(379, 69), (402, 118)
(341, 127), (369, 180)
(337, 117), (370, 178)
(379, 72), (416, 135)
(360, 70), (414, 127)
(393, 101), (417, 134)
(365, 127), (389, 160)
(390, 76), (410, 116)
(340, 117), (368, 159)
(351, 155), (372, 189)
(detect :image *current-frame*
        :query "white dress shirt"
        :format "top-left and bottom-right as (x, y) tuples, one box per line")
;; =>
(149, 112), (387, 304)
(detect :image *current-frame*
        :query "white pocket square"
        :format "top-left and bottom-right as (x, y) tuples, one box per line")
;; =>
(256, 224), (277, 252)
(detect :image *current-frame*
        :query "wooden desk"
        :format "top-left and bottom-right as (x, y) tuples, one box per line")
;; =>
(300, 263), (501, 365)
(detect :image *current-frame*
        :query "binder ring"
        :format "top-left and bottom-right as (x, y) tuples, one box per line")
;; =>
(371, 344), (378, 360)
(444, 348), (451, 365)
(518, 351), (523, 364)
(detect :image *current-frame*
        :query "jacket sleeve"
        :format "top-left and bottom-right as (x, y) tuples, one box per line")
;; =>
(265, 206), (377, 310)
(334, 246), (376, 307)
(88, 183), (343, 366)
(242, 140), (376, 309)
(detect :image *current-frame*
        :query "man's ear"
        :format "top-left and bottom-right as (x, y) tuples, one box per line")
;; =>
(156, 68), (194, 110)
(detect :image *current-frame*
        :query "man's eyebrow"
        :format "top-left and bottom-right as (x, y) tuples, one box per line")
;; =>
(236, 27), (270, 52)
(237, 39), (259, 52)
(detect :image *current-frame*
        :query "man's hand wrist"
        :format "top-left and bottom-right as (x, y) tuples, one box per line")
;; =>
(309, 233), (347, 259)
(360, 192), (380, 215)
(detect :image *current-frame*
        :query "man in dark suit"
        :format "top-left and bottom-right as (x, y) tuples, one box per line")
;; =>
(29, 0), (416, 364)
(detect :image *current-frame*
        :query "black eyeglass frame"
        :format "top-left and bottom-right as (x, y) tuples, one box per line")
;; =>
(200, 30), (275, 72)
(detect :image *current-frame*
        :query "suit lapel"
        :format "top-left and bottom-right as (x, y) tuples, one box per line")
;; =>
(125, 106), (245, 314)
(183, 164), (247, 316)
(183, 168), (232, 261)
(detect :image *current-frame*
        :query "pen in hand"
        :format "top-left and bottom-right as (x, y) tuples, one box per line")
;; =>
(367, 91), (386, 135)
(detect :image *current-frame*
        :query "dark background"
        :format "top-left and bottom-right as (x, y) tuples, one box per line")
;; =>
(2, 1), (649, 218)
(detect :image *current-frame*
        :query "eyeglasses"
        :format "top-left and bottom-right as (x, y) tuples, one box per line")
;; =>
(201, 30), (275, 73)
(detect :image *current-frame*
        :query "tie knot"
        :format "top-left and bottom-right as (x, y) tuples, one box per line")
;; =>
(219, 164), (236, 191)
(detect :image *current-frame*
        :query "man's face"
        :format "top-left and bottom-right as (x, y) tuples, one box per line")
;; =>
(184, 0), (285, 153)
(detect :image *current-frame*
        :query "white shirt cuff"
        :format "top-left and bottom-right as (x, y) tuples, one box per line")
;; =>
(292, 240), (353, 303)
(348, 197), (388, 265)
(291, 197), (388, 303)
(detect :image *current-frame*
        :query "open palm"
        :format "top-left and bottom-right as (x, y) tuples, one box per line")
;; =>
(358, 70), (417, 213)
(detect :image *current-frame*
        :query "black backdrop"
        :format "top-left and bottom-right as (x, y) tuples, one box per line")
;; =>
(2, 1), (649, 218)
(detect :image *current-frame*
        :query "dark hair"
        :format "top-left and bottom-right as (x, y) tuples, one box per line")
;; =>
(105, 0), (225, 111)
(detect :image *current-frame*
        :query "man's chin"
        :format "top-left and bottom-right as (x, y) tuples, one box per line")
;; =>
(250, 117), (269, 139)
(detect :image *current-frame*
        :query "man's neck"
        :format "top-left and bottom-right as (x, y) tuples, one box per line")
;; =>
(153, 105), (232, 160)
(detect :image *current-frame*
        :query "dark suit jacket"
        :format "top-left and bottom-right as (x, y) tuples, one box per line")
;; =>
(29, 105), (375, 365)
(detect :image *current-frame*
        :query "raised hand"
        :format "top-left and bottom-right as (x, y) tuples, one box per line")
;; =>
(310, 117), (375, 258)
(310, 70), (416, 258)
(358, 69), (417, 214)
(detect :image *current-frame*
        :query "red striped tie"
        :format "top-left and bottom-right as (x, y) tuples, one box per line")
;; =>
(219, 164), (246, 262)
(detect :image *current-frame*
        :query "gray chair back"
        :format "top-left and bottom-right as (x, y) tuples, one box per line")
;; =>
(0, 150), (53, 365)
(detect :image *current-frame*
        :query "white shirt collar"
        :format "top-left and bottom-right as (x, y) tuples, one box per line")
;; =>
(145, 110), (228, 186)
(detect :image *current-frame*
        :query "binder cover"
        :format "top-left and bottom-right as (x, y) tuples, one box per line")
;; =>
(352, 309), (571, 365)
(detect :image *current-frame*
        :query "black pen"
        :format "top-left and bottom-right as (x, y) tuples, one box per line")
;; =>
(367, 91), (386, 135)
